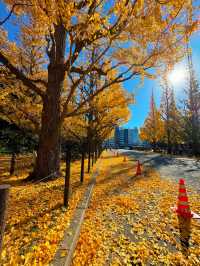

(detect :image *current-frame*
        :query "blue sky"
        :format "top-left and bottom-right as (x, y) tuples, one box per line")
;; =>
(123, 32), (200, 129)
(0, 2), (199, 130)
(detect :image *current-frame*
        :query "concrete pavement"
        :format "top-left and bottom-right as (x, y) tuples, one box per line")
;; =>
(119, 149), (200, 193)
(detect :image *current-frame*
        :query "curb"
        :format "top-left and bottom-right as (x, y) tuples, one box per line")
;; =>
(50, 164), (100, 266)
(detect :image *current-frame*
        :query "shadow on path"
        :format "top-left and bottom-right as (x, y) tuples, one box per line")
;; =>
(125, 152), (189, 168)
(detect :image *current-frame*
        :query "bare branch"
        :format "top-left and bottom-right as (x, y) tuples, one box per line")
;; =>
(0, 3), (33, 25)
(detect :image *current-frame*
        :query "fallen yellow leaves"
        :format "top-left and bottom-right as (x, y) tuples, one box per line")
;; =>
(2, 152), (200, 265)
(72, 154), (200, 266)
(1, 159), (91, 265)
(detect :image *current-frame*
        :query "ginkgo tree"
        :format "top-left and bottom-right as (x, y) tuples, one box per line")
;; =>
(86, 80), (132, 172)
(182, 42), (200, 155)
(62, 78), (132, 180)
(60, 81), (132, 206)
(160, 77), (182, 153)
(140, 91), (164, 148)
(0, 0), (197, 180)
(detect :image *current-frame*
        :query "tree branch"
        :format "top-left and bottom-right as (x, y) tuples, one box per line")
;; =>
(70, 66), (106, 76)
(0, 51), (45, 99)
(29, 78), (47, 87)
(0, 3), (33, 25)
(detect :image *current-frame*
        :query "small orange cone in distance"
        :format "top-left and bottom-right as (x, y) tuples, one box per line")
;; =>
(136, 160), (142, 175)
(176, 179), (193, 218)
(123, 156), (127, 162)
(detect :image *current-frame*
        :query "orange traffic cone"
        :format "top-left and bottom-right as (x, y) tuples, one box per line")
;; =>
(176, 179), (193, 218)
(123, 156), (127, 162)
(136, 160), (142, 175)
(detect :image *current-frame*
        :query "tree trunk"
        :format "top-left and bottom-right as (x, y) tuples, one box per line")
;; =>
(91, 152), (94, 166)
(80, 148), (85, 183)
(94, 143), (97, 162)
(97, 146), (100, 158)
(191, 124), (199, 156)
(167, 129), (172, 154)
(91, 141), (94, 166)
(64, 146), (71, 207)
(99, 145), (103, 157)
(9, 152), (16, 176)
(0, 184), (10, 257)
(100, 145), (102, 157)
(87, 141), (91, 173)
(29, 94), (61, 180)
(94, 150), (97, 163)
(28, 24), (66, 181)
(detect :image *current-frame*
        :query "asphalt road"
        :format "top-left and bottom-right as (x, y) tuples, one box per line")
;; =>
(119, 149), (200, 193)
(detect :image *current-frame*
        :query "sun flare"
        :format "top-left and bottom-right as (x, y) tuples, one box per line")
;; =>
(167, 66), (188, 87)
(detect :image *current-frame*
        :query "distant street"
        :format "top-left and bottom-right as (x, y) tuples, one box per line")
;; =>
(119, 149), (200, 193)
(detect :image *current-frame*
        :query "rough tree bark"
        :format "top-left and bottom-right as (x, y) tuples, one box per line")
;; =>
(29, 85), (62, 180)
(29, 24), (66, 180)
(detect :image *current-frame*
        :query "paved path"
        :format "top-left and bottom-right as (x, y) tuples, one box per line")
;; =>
(72, 152), (200, 265)
(119, 149), (200, 193)
(51, 159), (101, 266)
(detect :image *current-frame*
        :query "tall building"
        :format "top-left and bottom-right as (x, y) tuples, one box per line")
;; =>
(128, 128), (140, 145)
(114, 126), (120, 147)
(116, 127), (141, 147)
(119, 128), (125, 146)
(105, 126), (141, 148)
(124, 129), (129, 146)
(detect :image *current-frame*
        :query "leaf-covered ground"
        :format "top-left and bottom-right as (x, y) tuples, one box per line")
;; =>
(0, 154), (33, 181)
(72, 153), (200, 266)
(1, 158), (92, 265)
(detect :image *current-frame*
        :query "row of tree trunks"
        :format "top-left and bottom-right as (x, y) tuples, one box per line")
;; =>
(63, 141), (102, 208)
(87, 137), (100, 170)
(87, 138), (102, 173)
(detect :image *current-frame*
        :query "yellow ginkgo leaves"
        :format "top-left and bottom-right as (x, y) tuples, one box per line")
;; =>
(73, 153), (200, 265)
(1, 159), (91, 265)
